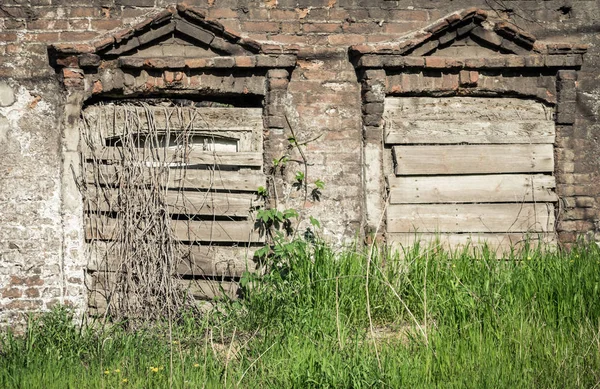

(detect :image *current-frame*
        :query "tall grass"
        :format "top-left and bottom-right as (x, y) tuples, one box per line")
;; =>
(1, 240), (599, 388)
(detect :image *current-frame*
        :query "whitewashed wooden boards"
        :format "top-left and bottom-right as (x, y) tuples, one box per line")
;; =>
(383, 96), (558, 252)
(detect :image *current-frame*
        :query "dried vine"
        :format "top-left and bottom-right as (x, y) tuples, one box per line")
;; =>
(81, 102), (200, 324)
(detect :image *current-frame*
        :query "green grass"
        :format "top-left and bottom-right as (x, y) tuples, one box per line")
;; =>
(2, 240), (600, 388)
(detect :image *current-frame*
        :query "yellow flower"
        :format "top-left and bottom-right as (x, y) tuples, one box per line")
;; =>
(104, 370), (110, 375)
(114, 369), (121, 373)
(122, 378), (128, 383)
(193, 363), (200, 368)
(150, 367), (159, 373)
(173, 340), (179, 345)
(527, 256), (532, 260)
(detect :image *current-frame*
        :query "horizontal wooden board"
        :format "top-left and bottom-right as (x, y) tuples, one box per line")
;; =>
(85, 148), (263, 168)
(388, 233), (557, 255)
(85, 188), (260, 217)
(85, 215), (264, 243)
(86, 163), (265, 192)
(384, 120), (555, 145)
(87, 242), (260, 277)
(388, 174), (557, 204)
(83, 105), (263, 138)
(393, 145), (554, 175)
(387, 203), (555, 233)
(88, 279), (240, 313)
(384, 97), (552, 121)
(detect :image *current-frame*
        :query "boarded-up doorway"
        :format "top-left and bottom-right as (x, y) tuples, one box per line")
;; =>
(384, 97), (557, 253)
(82, 102), (265, 316)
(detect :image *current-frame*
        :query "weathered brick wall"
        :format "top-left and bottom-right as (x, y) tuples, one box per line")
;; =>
(1, 0), (599, 324)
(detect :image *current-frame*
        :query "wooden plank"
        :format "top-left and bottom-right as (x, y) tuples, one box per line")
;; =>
(85, 215), (264, 243)
(82, 105), (263, 138)
(393, 145), (554, 175)
(384, 120), (555, 145)
(85, 148), (263, 168)
(84, 188), (260, 217)
(388, 174), (557, 204)
(388, 233), (557, 255)
(384, 97), (552, 121)
(86, 163), (266, 192)
(88, 278), (239, 313)
(387, 203), (555, 233)
(87, 242), (260, 277)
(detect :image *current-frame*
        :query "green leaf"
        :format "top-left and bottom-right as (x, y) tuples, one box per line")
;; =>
(314, 179), (325, 190)
(309, 216), (321, 228)
(295, 171), (305, 182)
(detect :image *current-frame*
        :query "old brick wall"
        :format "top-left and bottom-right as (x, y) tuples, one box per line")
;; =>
(1, 0), (599, 323)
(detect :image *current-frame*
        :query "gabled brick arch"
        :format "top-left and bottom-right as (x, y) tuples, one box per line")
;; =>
(350, 8), (587, 250)
(47, 3), (298, 314)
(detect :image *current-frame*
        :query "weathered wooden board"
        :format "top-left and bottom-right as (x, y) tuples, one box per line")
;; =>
(387, 203), (555, 233)
(85, 148), (263, 168)
(388, 232), (557, 255)
(86, 163), (265, 192)
(85, 188), (260, 217)
(85, 215), (264, 243)
(384, 121), (555, 145)
(387, 174), (557, 204)
(393, 145), (554, 175)
(83, 106), (263, 137)
(384, 97), (552, 121)
(87, 242), (260, 277)
(88, 278), (240, 314)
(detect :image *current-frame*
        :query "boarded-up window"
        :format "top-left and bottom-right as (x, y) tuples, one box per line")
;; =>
(81, 103), (265, 315)
(384, 97), (557, 253)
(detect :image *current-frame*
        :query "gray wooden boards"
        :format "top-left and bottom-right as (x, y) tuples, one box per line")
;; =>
(388, 174), (557, 204)
(384, 96), (557, 252)
(392, 145), (554, 175)
(82, 103), (266, 305)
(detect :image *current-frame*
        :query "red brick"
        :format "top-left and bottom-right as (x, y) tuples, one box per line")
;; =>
(269, 9), (297, 20)
(384, 22), (422, 35)
(0, 32), (18, 42)
(24, 275), (44, 287)
(69, 20), (90, 30)
(91, 19), (122, 30)
(328, 34), (366, 45)
(24, 288), (40, 298)
(389, 10), (429, 22)
(27, 19), (69, 30)
(242, 21), (280, 33)
(2, 288), (22, 299)
(441, 74), (459, 90)
(342, 22), (380, 34)
(303, 22), (341, 33)
(235, 56), (256, 67)
(92, 80), (103, 94)
(60, 31), (98, 42)
(425, 57), (446, 68)
(281, 21), (302, 34)
(3, 19), (26, 29)
(5, 300), (43, 310)
(208, 8), (239, 19)
(24, 32), (60, 42)
(69, 7), (98, 18)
